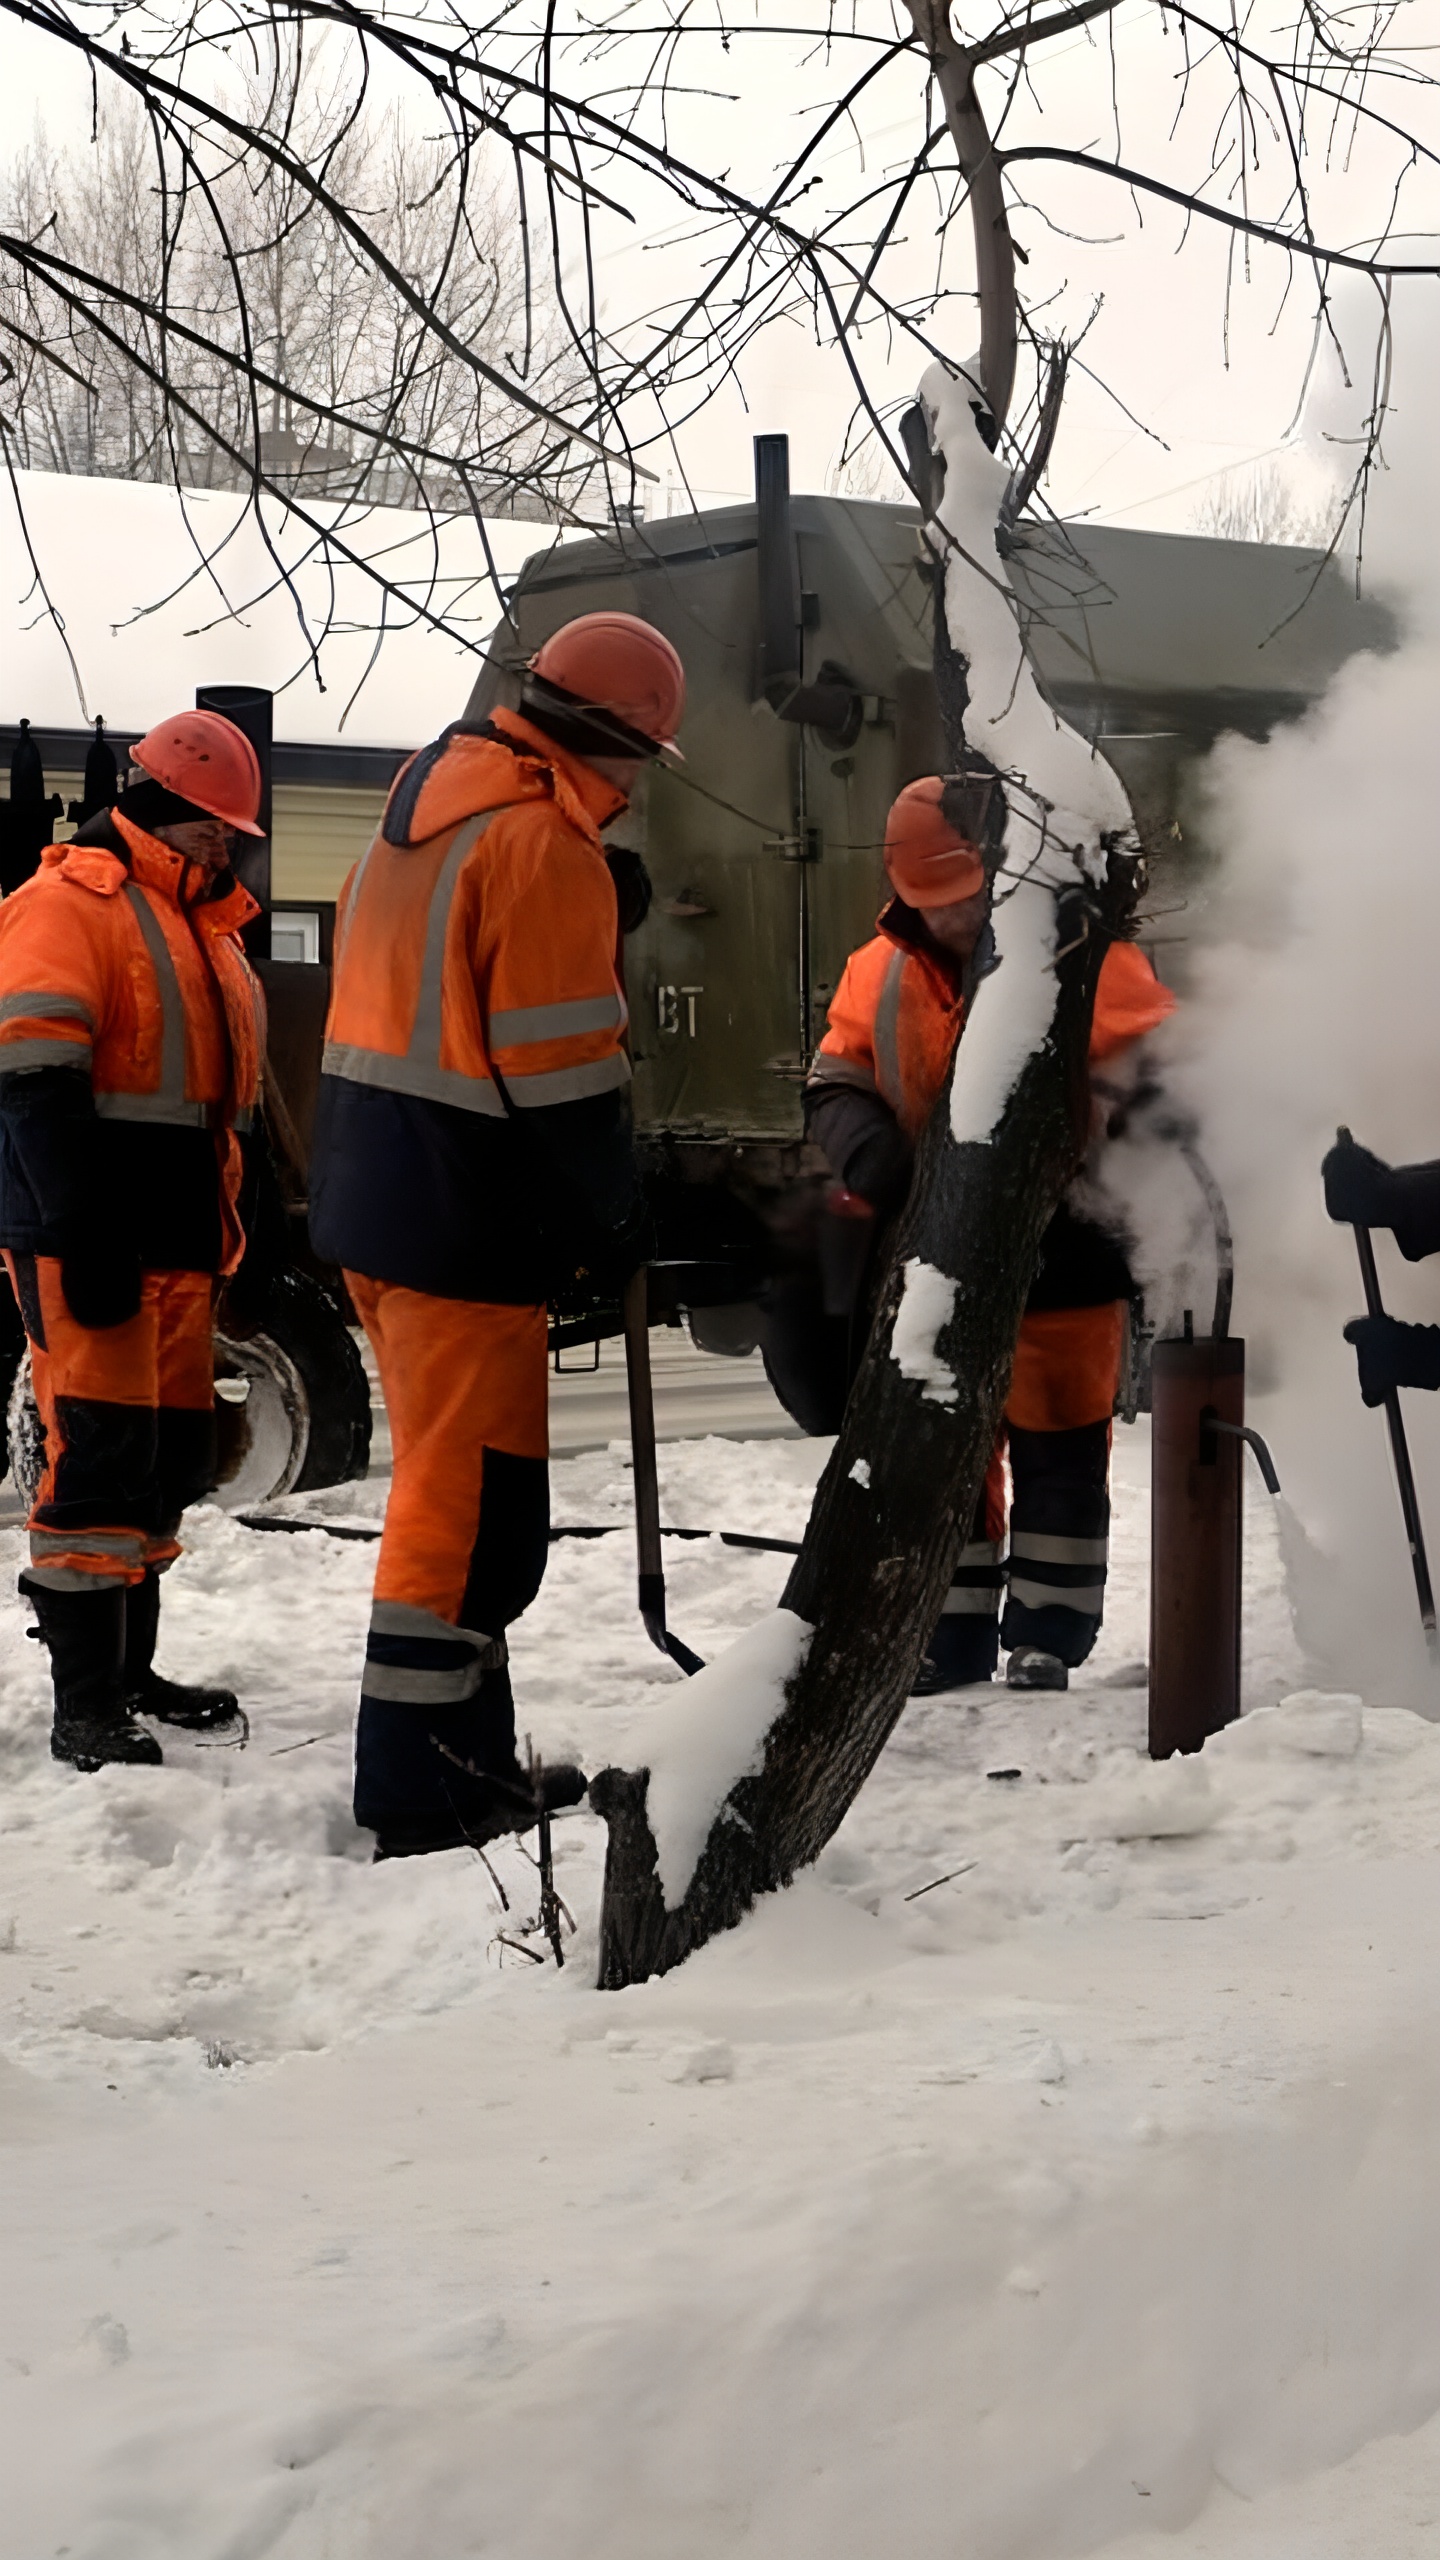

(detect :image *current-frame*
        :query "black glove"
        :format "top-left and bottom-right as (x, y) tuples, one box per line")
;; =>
(1, 1065), (141, 1326)
(1323, 1136), (1396, 1231)
(575, 1203), (655, 1299)
(1343, 1313), (1440, 1405)
(60, 1238), (142, 1330)
(605, 845), (653, 936)
(1324, 1136), (1440, 1261)
(805, 1084), (913, 1220)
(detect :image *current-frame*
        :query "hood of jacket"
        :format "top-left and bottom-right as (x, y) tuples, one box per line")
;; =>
(380, 709), (627, 852)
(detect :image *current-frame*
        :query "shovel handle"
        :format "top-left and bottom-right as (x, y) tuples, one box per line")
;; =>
(623, 1268), (663, 1586)
(1337, 1127), (1439, 1651)
(622, 1269), (704, 1676)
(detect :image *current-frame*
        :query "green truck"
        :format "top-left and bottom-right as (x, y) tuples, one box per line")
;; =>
(1, 458), (1393, 1495)
(477, 466), (1389, 1133)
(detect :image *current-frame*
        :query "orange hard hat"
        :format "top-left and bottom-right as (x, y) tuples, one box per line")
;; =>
(131, 710), (265, 836)
(883, 776), (986, 908)
(529, 612), (686, 756)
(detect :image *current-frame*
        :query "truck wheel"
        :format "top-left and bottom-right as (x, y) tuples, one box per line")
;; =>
(686, 1300), (762, 1358)
(213, 1267), (371, 1506)
(5, 1267), (371, 1515)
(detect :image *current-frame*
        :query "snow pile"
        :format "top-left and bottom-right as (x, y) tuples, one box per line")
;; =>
(890, 1255), (959, 1405)
(1074, 1747), (1218, 1841)
(1217, 1687), (1362, 1760)
(918, 359), (1134, 1148)
(638, 1606), (812, 1907)
(7, 1423), (1440, 2553)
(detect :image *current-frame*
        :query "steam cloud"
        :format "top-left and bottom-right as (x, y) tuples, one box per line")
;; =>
(1161, 286), (1440, 1709)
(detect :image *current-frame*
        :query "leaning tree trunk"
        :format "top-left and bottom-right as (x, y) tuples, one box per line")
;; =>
(903, 0), (1017, 429)
(591, 845), (1143, 1988)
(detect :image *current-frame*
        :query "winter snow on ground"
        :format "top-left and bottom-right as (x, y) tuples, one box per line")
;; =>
(5, 1421), (1440, 2557)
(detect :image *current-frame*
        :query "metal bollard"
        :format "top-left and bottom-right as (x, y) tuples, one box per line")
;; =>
(1149, 1327), (1246, 1757)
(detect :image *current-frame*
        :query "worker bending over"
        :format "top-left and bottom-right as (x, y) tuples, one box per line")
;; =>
(0, 712), (267, 1767)
(311, 612), (684, 1859)
(805, 776), (1174, 1694)
(1324, 1133), (1440, 1399)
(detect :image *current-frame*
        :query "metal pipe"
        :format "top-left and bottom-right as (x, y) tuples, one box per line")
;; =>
(196, 682), (272, 960)
(752, 433), (859, 736)
(1149, 1333), (1245, 1757)
(754, 434), (800, 706)
(1204, 1416), (1281, 1497)
(1178, 1138), (1234, 1342)
(796, 704), (813, 1066)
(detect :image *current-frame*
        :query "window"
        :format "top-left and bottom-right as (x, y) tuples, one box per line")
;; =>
(270, 908), (322, 965)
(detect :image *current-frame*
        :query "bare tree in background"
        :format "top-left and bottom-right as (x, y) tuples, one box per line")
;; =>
(828, 427), (909, 504)
(1, 88), (585, 519)
(1193, 461), (1338, 549)
(0, 0), (1434, 658)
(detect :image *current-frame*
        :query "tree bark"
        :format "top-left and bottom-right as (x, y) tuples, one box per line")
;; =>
(903, 0), (1017, 427)
(592, 847), (1142, 1989)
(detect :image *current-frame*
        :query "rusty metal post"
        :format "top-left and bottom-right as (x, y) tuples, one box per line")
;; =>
(1149, 1331), (1245, 1757)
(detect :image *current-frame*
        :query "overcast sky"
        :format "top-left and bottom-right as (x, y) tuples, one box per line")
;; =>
(3, 0), (1437, 540)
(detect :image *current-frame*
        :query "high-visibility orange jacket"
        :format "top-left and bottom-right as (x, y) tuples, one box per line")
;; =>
(805, 902), (1175, 1320)
(309, 710), (643, 1303)
(0, 810), (263, 1274)
(809, 910), (1173, 1141)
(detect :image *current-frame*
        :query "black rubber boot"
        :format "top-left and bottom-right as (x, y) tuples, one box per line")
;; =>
(355, 1670), (587, 1861)
(911, 1615), (1000, 1696)
(1006, 1645), (1069, 1692)
(26, 1582), (164, 1771)
(123, 1569), (242, 1731)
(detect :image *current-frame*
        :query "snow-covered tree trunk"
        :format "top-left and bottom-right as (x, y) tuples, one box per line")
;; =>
(592, 363), (1144, 1989)
(592, 851), (1137, 1986)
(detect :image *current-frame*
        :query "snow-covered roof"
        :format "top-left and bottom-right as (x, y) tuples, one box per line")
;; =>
(0, 469), (566, 749)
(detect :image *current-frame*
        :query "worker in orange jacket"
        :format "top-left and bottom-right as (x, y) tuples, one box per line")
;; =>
(310, 611), (685, 1860)
(805, 775), (1175, 1694)
(0, 711), (268, 1767)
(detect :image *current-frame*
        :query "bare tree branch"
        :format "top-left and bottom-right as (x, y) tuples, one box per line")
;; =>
(1001, 143), (1440, 275)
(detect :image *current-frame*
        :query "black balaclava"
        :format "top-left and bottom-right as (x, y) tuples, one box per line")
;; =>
(115, 777), (217, 833)
(514, 671), (665, 764)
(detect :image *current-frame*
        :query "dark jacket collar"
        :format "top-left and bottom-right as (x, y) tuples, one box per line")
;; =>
(877, 894), (964, 1001)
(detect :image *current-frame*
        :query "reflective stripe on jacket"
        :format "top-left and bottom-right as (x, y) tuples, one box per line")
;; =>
(309, 714), (642, 1305)
(0, 814), (262, 1133)
(808, 909), (1174, 1139)
(0, 815), (263, 1274)
(323, 720), (629, 1120)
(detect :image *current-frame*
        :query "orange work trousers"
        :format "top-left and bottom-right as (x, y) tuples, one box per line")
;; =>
(1007, 1302), (1126, 1434)
(4, 1252), (215, 1593)
(346, 1276), (550, 1712)
(949, 1301), (1127, 1663)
